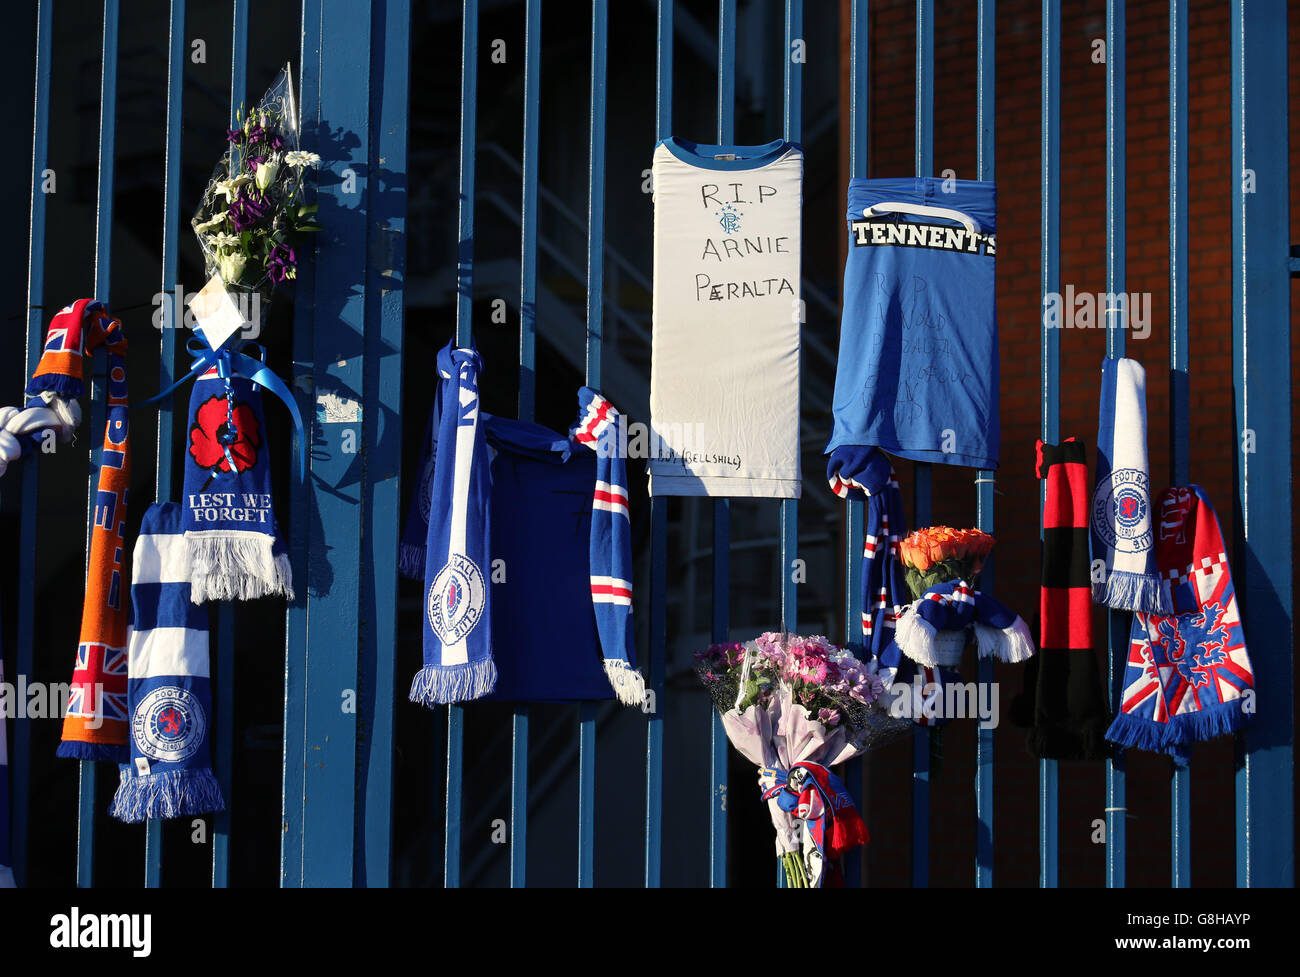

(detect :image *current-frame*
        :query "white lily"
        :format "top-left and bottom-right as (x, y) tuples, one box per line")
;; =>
(284, 150), (322, 168)
(194, 213), (226, 233)
(212, 173), (252, 201)
(210, 232), (240, 249)
(255, 156), (281, 192)
(217, 250), (247, 284)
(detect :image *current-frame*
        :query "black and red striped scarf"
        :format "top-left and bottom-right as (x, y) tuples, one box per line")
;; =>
(1013, 438), (1110, 760)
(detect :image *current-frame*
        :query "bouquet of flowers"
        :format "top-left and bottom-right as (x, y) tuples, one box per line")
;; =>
(893, 526), (1034, 670)
(898, 526), (995, 599)
(191, 65), (321, 325)
(695, 632), (911, 887)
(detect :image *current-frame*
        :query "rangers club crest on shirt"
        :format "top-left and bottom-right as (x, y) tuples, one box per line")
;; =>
(1092, 467), (1153, 553)
(427, 553), (486, 644)
(133, 686), (206, 764)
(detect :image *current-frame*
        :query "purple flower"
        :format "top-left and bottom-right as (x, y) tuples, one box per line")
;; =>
(226, 127), (244, 144)
(817, 708), (841, 726)
(246, 124), (265, 143)
(267, 244), (297, 284)
(270, 134), (286, 151)
(245, 154), (266, 172)
(227, 189), (268, 231)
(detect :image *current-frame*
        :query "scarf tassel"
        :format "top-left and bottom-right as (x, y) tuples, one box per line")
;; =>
(109, 767), (225, 823)
(973, 618), (1036, 664)
(408, 659), (498, 707)
(397, 542), (426, 581)
(55, 741), (127, 763)
(894, 608), (969, 667)
(188, 535), (294, 603)
(603, 659), (647, 707)
(1094, 568), (1171, 616)
(1106, 699), (1251, 764)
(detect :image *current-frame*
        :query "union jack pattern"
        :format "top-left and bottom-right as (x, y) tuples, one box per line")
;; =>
(1109, 485), (1254, 758)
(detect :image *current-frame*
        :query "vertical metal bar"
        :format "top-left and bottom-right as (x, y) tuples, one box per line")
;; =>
(840, 0), (868, 892)
(1038, 0), (1061, 890)
(1230, 0), (1293, 889)
(357, 0), (410, 888)
(145, 0), (188, 890)
(211, 0), (248, 892)
(1103, 0), (1127, 890)
(910, 0), (933, 891)
(644, 0), (672, 890)
(74, 0), (121, 889)
(974, 0), (995, 890)
(300, 0), (371, 888)
(709, 503), (730, 888)
(576, 0), (608, 890)
(14, 0), (56, 890)
(1167, 0), (1191, 889)
(708, 0), (737, 890)
(511, 0), (543, 890)
(445, 0), (478, 889)
(282, 0), (323, 889)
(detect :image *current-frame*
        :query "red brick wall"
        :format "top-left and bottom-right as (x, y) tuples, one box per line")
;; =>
(838, 0), (1297, 887)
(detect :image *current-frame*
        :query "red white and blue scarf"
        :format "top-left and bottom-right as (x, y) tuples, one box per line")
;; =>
(1107, 486), (1254, 763)
(761, 761), (869, 888)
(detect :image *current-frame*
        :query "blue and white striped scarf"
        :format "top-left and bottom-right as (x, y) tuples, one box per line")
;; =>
(1091, 357), (1171, 614)
(410, 345), (497, 705)
(110, 502), (224, 821)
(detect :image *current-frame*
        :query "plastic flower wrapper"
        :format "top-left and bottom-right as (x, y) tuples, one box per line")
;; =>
(696, 632), (912, 886)
(191, 64), (322, 330)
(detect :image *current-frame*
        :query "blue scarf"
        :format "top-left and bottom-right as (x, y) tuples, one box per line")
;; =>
(894, 579), (1035, 669)
(827, 445), (960, 726)
(182, 369), (293, 602)
(110, 503), (224, 821)
(409, 344), (496, 705)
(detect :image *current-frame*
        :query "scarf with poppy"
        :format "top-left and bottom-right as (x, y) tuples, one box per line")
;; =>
(183, 369), (292, 602)
(110, 502), (224, 821)
(24, 300), (133, 761)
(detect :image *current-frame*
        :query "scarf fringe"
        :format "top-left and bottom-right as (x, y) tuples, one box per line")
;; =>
(603, 659), (648, 707)
(1106, 700), (1251, 760)
(26, 372), (83, 400)
(56, 740), (127, 762)
(895, 607), (967, 667)
(974, 617), (1036, 663)
(398, 542), (426, 581)
(188, 534), (295, 602)
(109, 767), (225, 823)
(1093, 568), (1172, 615)
(408, 659), (498, 706)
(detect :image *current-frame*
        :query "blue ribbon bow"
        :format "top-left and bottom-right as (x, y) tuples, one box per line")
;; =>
(139, 335), (306, 479)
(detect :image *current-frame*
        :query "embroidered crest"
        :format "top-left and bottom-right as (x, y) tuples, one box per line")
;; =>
(133, 687), (206, 764)
(1092, 467), (1153, 553)
(428, 553), (486, 644)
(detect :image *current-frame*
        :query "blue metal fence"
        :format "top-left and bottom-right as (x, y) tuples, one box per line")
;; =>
(4, 0), (1294, 888)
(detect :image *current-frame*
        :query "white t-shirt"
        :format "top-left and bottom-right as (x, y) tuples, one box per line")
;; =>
(649, 137), (802, 498)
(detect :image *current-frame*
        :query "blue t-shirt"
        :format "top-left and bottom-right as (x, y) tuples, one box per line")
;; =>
(481, 416), (614, 703)
(826, 177), (999, 470)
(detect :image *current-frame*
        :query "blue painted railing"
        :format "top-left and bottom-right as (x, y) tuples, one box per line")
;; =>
(5, 0), (1293, 888)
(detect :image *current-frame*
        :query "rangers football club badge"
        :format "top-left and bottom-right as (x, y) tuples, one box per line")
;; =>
(428, 553), (486, 644)
(1092, 467), (1153, 554)
(133, 686), (206, 764)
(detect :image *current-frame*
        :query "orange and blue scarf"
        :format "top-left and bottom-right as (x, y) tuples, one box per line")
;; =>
(24, 300), (132, 761)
